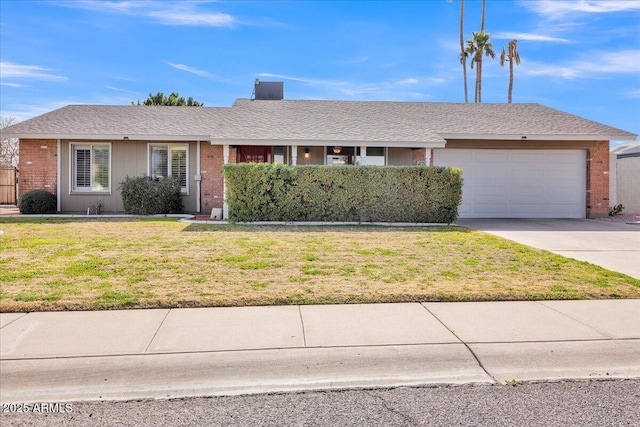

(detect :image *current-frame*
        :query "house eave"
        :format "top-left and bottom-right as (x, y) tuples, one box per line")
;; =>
(440, 133), (638, 142)
(6, 134), (210, 141)
(209, 139), (447, 148)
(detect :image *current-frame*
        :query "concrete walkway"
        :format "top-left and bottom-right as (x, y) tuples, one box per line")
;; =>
(1, 300), (639, 403)
(457, 218), (640, 279)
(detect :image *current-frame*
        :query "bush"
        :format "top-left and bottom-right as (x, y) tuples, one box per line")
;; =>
(18, 189), (57, 214)
(224, 164), (463, 223)
(119, 175), (183, 215)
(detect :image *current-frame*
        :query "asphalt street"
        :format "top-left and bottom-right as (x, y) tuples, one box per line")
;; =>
(2, 379), (639, 427)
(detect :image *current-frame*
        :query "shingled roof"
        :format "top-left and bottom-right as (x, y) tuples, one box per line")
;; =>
(2, 99), (636, 144)
(1, 105), (232, 141)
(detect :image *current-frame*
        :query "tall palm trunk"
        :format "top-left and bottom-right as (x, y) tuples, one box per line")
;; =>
(476, 53), (482, 103)
(508, 54), (514, 103)
(460, 0), (468, 103)
(478, 0), (486, 103)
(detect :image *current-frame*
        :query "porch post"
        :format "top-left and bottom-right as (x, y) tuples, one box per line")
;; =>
(291, 145), (298, 166)
(223, 144), (229, 220)
(359, 145), (367, 166)
(424, 148), (432, 166)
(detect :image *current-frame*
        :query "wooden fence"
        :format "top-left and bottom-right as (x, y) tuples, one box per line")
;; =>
(0, 165), (17, 205)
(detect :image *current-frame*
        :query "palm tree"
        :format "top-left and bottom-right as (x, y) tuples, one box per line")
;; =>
(466, 31), (496, 103)
(500, 39), (521, 103)
(459, 0), (468, 103)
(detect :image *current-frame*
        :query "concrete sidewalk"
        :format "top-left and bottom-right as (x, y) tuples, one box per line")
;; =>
(1, 300), (639, 403)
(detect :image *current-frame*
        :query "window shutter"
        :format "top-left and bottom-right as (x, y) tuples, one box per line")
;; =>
(75, 148), (91, 188)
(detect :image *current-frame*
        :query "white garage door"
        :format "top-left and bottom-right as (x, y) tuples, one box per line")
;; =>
(433, 149), (586, 218)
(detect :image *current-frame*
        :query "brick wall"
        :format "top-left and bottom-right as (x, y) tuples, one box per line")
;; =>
(18, 139), (57, 199)
(586, 141), (610, 218)
(199, 142), (224, 212)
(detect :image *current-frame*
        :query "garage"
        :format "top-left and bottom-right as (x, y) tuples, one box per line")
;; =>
(433, 149), (586, 218)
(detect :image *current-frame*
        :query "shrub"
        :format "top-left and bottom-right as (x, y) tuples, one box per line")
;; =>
(224, 164), (463, 223)
(18, 189), (57, 214)
(119, 175), (183, 215)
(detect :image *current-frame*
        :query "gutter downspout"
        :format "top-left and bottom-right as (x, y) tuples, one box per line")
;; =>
(57, 139), (61, 212)
(196, 141), (201, 213)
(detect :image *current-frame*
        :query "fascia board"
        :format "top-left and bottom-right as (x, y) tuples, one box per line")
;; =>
(209, 139), (447, 148)
(440, 133), (638, 141)
(6, 134), (210, 141)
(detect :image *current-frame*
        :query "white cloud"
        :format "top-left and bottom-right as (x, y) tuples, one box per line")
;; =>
(626, 89), (640, 99)
(522, 0), (640, 19)
(257, 73), (447, 101)
(0, 82), (30, 88)
(492, 32), (571, 43)
(396, 78), (419, 85)
(148, 10), (234, 27)
(335, 56), (369, 65)
(522, 49), (640, 79)
(105, 85), (131, 93)
(257, 73), (343, 87)
(166, 62), (215, 79)
(0, 62), (67, 81)
(58, 0), (236, 27)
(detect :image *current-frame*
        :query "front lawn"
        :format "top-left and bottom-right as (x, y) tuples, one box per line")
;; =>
(0, 218), (638, 312)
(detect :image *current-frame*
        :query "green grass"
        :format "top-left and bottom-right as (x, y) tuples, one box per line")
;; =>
(0, 217), (638, 312)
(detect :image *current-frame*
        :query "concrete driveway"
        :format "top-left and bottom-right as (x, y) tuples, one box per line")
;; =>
(456, 218), (640, 279)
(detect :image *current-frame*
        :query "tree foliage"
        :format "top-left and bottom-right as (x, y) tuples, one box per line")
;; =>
(466, 31), (496, 103)
(1, 117), (19, 167)
(133, 92), (204, 106)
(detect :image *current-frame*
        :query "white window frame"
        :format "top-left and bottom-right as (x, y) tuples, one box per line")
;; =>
(69, 143), (112, 193)
(147, 143), (189, 195)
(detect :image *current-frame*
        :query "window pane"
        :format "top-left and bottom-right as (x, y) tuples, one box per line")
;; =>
(170, 147), (187, 189)
(151, 147), (168, 179)
(92, 146), (110, 190)
(75, 148), (91, 188)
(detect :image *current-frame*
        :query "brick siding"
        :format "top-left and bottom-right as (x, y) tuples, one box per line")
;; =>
(586, 141), (610, 218)
(18, 139), (57, 199)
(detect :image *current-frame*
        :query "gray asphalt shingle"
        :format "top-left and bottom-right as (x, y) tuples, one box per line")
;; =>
(2, 99), (636, 142)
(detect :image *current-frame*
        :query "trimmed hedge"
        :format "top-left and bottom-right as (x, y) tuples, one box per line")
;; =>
(119, 175), (183, 215)
(18, 189), (57, 214)
(224, 164), (463, 223)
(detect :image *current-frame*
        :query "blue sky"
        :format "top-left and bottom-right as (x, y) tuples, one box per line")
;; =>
(1, 0), (639, 141)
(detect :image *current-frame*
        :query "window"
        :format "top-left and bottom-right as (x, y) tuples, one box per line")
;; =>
(72, 144), (110, 192)
(149, 145), (188, 194)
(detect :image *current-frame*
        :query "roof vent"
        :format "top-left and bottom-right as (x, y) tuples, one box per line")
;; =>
(252, 79), (284, 100)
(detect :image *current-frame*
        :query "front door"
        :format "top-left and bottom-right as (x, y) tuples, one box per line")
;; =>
(236, 146), (272, 163)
